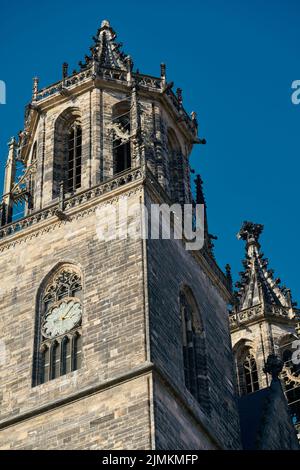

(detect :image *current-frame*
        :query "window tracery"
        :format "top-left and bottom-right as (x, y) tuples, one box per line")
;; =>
(33, 266), (83, 386)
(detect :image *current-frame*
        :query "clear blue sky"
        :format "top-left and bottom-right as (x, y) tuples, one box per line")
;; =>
(1, 0), (300, 302)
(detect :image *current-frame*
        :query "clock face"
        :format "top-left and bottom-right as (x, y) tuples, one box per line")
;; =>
(42, 299), (82, 339)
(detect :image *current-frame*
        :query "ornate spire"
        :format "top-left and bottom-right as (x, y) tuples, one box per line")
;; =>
(89, 20), (129, 70)
(234, 221), (295, 312)
(225, 264), (233, 292)
(195, 174), (205, 206)
(32, 77), (39, 101)
(237, 221), (263, 245)
(194, 175), (217, 259)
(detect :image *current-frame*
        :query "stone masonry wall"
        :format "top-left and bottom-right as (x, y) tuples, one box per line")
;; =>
(153, 375), (217, 450)
(0, 187), (148, 449)
(145, 189), (241, 450)
(30, 85), (192, 212)
(0, 375), (151, 450)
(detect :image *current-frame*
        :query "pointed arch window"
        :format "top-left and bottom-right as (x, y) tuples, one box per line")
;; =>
(61, 336), (72, 375)
(235, 347), (259, 396)
(243, 354), (259, 394)
(53, 108), (82, 198)
(112, 101), (131, 175)
(33, 266), (83, 386)
(180, 288), (210, 413)
(67, 123), (82, 193)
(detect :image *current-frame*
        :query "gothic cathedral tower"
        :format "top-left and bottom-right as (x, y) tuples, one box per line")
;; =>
(0, 20), (241, 450)
(230, 222), (300, 438)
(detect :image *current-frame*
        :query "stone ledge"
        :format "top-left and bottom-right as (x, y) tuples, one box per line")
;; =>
(0, 362), (223, 449)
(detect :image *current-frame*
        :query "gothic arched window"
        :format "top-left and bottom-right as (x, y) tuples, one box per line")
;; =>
(33, 266), (83, 386)
(53, 108), (82, 198)
(67, 123), (82, 193)
(180, 287), (210, 413)
(243, 354), (259, 394)
(235, 346), (259, 396)
(112, 101), (131, 175)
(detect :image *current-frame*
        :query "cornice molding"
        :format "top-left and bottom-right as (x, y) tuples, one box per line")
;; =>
(230, 303), (300, 332)
(0, 166), (230, 301)
(0, 362), (223, 449)
(0, 168), (144, 252)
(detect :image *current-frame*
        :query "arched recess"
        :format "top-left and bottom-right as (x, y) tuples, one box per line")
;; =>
(32, 263), (83, 386)
(53, 107), (82, 198)
(233, 339), (259, 396)
(111, 100), (131, 175)
(180, 285), (210, 414)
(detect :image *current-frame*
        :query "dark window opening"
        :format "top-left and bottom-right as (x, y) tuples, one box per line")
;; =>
(61, 336), (72, 375)
(112, 103), (131, 175)
(114, 139), (131, 174)
(67, 124), (82, 193)
(73, 334), (82, 371)
(53, 109), (82, 199)
(50, 342), (60, 380)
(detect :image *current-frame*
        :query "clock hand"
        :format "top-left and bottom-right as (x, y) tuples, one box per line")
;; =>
(61, 302), (74, 320)
(64, 304), (81, 321)
(67, 309), (79, 319)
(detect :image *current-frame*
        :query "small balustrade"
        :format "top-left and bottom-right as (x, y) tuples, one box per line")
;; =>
(0, 168), (143, 240)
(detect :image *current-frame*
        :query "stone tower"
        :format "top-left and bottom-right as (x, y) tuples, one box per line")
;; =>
(230, 221), (300, 436)
(0, 20), (241, 450)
